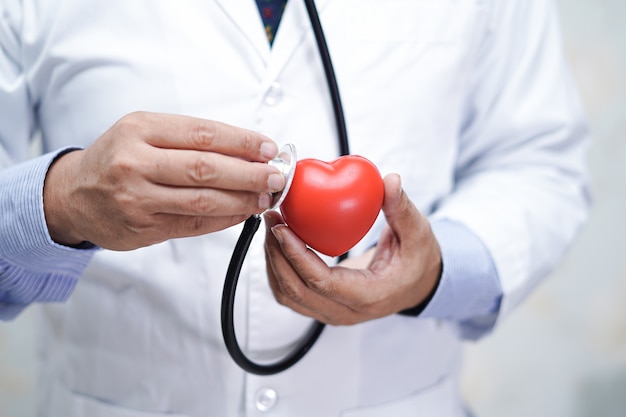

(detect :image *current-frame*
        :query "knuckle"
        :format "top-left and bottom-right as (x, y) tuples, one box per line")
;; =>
(306, 274), (333, 297)
(280, 280), (305, 304)
(190, 193), (215, 214)
(273, 292), (290, 307)
(119, 211), (156, 242)
(123, 216), (146, 235)
(193, 122), (218, 149)
(178, 216), (208, 235)
(116, 111), (147, 134)
(239, 130), (256, 155)
(110, 183), (139, 211)
(355, 302), (377, 318)
(190, 216), (206, 234)
(190, 154), (219, 184)
(108, 153), (136, 178)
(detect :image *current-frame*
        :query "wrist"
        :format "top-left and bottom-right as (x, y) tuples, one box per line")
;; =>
(398, 268), (441, 316)
(399, 224), (443, 317)
(43, 149), (86, 246)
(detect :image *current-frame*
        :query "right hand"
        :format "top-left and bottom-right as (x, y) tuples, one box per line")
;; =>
(43, 111), (285, 250)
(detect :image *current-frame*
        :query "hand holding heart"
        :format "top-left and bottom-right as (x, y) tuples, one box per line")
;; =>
(264, 172), (442, 326)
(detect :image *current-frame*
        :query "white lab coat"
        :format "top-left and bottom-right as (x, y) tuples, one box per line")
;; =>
(0, 0), (589, 416)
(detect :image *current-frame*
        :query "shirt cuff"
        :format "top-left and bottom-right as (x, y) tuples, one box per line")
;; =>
(0, 302), (28, 321)
(0, 148), (97, 310)
(419, 219), (502, 322)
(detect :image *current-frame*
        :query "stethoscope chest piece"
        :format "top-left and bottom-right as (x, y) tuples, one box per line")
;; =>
(268, 144), (297, 209)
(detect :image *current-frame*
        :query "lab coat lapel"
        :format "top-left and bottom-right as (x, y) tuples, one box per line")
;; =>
(211, 0), (333, 84)
(212, 0), (271, 61)
(265, 0), (332, 85)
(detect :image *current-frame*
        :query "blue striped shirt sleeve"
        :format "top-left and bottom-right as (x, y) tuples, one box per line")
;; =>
(0, 149), (97, 320)
(420, 219), (503, 339)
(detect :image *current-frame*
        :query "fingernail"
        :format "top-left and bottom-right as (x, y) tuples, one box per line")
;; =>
(271, 225), (284, 243)
(262, 211), (274, 225)
(392, 173), (402, 196)
(260, 142), (278, 160)
(268, 173), (285, 193)
(259, 193), (271, 210)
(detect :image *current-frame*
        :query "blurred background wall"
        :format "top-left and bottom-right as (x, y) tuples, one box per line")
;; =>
(1, 0), (625, 416)
(461, 0), (626, 415)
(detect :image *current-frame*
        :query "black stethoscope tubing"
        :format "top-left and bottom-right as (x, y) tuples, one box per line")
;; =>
(220, 0), (350, 376)
(303, 0), (350, 156)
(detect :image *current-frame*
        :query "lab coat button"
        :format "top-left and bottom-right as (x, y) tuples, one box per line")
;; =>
(264, 82), (283, 106)
(254, 387), (278, 411)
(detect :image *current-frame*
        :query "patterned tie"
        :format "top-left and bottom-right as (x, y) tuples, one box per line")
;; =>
(256, 0), (288, 45)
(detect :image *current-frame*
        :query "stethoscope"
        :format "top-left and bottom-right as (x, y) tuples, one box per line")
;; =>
(221, 0), (349, 375)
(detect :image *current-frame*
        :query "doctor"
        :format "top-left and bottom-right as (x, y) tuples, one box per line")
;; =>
(0, 0), (589, 416)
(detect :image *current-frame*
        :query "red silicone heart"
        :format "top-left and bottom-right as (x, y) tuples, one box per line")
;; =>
(279, 155), (384, 257)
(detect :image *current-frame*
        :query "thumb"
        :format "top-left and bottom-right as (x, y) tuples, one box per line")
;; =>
(381, 174), (422, 239)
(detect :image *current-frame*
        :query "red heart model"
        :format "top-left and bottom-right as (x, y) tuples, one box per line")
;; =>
(279, 155), (384, 257)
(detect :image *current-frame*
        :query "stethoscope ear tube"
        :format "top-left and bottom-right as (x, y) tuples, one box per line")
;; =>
(220, 0), (350, 375)
(303, 0), (349, 156)
(220, 215), (326, 375)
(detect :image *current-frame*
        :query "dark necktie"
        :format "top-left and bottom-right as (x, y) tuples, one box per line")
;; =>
(255, 0), (288, 45)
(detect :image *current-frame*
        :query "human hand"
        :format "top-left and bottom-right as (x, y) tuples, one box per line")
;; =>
(43, 112), (285, 250)
(263, 174), (442, 326)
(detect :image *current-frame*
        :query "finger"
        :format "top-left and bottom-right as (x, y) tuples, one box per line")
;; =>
(104, 213), (250, 250)
(380, 174), (424, 251)
(155, 213), (250, 240)
(271, 220), (407, 314)
(265, 237), (345, 324)
(266, 270), (360, 326)
(377, 174), (442, 310)
(143, 184), (272, 216)
(267, 223), (334, 293)
(266, 222), (374, 310)
(117, 112), (279, 162)
(146, 148), (285, 193)
(263, 216), (358, 325)
(264, 215), (398, 322)
(382, 174), (415, 221)
(263, 209), (286, 231)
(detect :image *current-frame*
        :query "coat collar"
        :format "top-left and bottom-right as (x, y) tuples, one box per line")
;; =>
(213, 0), (333, 83)
(212, 0), (270, 60)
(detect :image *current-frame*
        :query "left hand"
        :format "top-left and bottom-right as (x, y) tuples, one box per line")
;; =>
(263, 174), (442, 326)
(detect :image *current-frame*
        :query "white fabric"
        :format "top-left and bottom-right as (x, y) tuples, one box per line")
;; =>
(0, 0), (589, 416)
